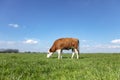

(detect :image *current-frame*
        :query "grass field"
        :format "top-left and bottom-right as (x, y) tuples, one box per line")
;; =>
(0, 53), (120, 80)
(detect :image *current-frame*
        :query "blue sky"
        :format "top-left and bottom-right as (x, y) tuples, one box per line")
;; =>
(0, 0), (120, 53)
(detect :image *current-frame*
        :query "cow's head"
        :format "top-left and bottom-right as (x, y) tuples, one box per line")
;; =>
(47, 50), (53, 58)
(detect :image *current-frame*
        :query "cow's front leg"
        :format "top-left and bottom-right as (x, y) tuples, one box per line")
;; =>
(57, 49), (62, 59)
(71, 52), (75, 59)
(71, 48), (75, 59)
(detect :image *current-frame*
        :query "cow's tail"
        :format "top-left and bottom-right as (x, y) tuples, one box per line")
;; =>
(76, 39), (80, 59)
(78, 39), (80, 54)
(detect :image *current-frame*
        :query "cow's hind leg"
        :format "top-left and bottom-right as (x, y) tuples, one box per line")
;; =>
(75, 49), (79, 59)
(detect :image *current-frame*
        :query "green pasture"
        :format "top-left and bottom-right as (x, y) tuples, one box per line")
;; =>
(0, 53), (120, 80)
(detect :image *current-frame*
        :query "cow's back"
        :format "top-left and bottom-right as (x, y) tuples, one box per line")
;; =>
(53, 38), (79, 50)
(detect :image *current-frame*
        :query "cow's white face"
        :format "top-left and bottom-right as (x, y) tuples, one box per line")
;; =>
(47, 51), (53, 58)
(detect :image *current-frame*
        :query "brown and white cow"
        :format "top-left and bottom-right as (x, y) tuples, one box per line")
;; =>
(47, 38), (80, 59)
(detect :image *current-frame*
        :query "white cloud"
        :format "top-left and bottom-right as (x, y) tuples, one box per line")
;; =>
(107, 45), (120, 49)
(0, 41), (19, 50)
(8, 24), (19, 28)
(0, 41), (16, 45)
(23, 39), (38, 44)
(81, 45), (90, 48)
(93, 44), (120, 49)
(0, 40), (41, 52)
(111, 39), (120, 44)
(1, 39), (120, 52)
(81, 40), (87, 42)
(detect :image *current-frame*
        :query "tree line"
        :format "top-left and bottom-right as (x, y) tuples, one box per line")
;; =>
(0, 49), (19, 53)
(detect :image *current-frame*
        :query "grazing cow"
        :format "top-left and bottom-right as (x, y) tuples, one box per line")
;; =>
(47, 38), (80, 59)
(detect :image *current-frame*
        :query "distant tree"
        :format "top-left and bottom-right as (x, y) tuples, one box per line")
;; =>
(0, 49), (19, 53)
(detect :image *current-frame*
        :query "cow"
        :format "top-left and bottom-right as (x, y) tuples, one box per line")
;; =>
(47, 38), (80, 59)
